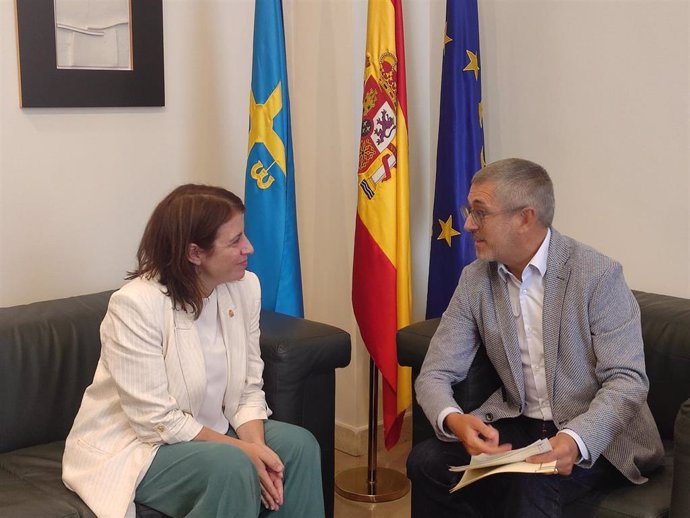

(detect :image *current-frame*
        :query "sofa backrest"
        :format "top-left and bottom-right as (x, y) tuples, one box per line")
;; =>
(0, 291), (113, 453)
(634, 291), (690, 440)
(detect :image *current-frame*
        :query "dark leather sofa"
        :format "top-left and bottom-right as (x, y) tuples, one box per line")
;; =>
(398, 290), (690, 518)
(0, 290), (351, 518)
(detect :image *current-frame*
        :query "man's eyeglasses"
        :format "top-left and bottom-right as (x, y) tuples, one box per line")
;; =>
(460, 205), (526, 228)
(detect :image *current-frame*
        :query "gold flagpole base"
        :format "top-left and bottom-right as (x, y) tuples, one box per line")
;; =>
(335, 359), (409, 503)
(335, 466), (410, 503)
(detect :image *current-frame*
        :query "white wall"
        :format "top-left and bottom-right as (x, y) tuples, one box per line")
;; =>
(0, 0), (256, 305)
(480, 0), (690, 298)
(1, 0), (689, 441)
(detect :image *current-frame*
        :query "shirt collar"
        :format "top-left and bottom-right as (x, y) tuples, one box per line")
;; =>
(498, 228), (551, 280)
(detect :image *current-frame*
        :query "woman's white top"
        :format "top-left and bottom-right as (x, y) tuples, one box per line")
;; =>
(195, 290), (230, 434)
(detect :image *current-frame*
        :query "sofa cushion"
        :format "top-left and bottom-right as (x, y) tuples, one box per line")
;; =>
(0, 441), (173, 518)
(564, 442), (673, 518)
(0, 441), (95, 518)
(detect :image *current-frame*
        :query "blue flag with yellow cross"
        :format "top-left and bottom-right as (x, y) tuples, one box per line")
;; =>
(425, 0), (485, 319)
(245, 0), (303, 317)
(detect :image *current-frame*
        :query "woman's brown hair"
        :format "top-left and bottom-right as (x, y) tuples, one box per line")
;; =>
(127, 184), (245, 317)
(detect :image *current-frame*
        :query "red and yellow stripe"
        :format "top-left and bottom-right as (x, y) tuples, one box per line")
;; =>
(352, 0), (411, 450)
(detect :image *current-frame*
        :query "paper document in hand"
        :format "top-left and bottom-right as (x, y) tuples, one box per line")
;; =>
(449, 438), (552, 473)
(450, 460), (558, 492)
(448, 438), (557, 492)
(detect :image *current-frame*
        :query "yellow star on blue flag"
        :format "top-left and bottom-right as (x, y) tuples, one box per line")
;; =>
(463, 50), (480, 80)
(437, 215), (461, 247)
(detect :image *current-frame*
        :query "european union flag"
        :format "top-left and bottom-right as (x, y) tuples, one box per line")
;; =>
(426, 0), (485, 319)
(245, 0), (303, 317)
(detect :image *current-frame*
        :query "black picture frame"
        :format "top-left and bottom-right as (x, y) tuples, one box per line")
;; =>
(15, 0), (165, 108)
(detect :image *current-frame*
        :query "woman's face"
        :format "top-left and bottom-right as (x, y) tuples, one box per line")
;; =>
(195, 213), (254, 293)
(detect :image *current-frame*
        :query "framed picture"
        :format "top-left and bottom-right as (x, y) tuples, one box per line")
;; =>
(15, 0), (164, 108)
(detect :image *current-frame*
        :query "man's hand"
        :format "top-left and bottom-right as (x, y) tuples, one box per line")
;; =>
(444, 413), (512, 456)
(526, 433), (579, 476)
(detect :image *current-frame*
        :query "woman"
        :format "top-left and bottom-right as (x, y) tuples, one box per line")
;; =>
(62, 184), (324, 518)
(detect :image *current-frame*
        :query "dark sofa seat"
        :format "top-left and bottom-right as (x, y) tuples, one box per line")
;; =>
(398, 290), (690, 518)
(0, 290), (351, 518)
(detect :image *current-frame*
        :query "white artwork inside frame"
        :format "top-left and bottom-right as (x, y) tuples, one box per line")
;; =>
(54, 0), (132, 70)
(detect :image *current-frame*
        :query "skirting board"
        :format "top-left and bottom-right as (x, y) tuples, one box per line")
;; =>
(334, 411), (412, 457)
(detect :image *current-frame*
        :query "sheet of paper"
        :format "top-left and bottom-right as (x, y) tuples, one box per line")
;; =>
(450, 460), (558, 492)
(449, 438), (552, 472)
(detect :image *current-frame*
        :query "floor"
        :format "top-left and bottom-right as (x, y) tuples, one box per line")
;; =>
(333, 438), (411, 518)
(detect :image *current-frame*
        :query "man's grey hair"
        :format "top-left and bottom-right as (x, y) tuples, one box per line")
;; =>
(472, 158), (555, 227)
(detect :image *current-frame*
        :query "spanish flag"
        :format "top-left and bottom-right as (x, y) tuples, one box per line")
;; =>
(352, 0), (411, 449)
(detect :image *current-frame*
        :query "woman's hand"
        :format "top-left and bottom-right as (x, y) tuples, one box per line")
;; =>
(235, 420), (284, 511)
(236, 441), (284, 511)
(193, 423), (284, 511)
(264, 467), (284, 510)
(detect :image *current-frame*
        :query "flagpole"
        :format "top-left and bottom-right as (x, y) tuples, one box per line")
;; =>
(334, 359), (409, 503)
(367, 359), (379, 494)
(343, 0), (410, 503)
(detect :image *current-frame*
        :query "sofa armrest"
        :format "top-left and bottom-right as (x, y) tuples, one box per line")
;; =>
(398, 318), (501, 445)
(259, 309), (351, 424)
(671, 398), (690, 517)
(260, 311), (351, 376)
(258, 310), (350, 518)
(398, 318), (440, 369)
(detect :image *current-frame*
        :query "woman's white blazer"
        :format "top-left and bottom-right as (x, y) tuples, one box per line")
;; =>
(62, 273), (270, 518)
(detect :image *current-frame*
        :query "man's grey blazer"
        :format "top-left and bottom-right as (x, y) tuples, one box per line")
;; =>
(416, 228), (664, 484)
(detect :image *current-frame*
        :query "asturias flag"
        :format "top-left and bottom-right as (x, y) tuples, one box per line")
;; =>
(425, 0), (485, 319)
(352, 0), (412, 449)
(245, 0), (303, 317)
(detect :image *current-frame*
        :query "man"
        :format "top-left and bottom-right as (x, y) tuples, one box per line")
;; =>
(408, 158), (663, 517)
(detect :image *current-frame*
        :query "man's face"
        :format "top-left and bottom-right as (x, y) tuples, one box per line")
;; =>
(463, 181), (521, 264)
